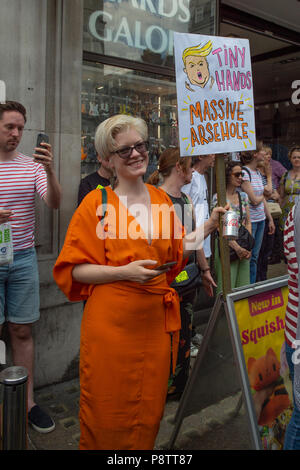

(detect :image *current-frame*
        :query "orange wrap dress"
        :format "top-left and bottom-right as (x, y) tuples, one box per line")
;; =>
(53, 184), (187, 450)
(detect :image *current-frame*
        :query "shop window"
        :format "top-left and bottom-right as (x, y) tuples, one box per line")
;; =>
(83, 0), (218, 67)
(81, 0), (219, 181)
(81, 61), (178, 180)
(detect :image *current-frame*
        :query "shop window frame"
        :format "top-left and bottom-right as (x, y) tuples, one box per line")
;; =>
(83, 51), (176, 79)
(220, 3), (300, 47)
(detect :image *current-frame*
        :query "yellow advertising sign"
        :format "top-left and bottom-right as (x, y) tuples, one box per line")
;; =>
(234, 286), (293, 450)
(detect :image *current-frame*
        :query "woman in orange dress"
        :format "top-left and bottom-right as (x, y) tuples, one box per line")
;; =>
(53, 115), (226, 450)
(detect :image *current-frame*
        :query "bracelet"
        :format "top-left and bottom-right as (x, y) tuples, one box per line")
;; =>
(201, 267), (210, 273)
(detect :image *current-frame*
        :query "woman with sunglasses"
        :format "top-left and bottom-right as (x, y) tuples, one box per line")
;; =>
(213, 161), (252, 293)
(53, 115), (227, 450)
(279, 146), (300, 229)
(240, 143), (275, 284)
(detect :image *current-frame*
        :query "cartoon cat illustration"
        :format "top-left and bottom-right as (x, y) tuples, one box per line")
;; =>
(248, 348), (290, 427)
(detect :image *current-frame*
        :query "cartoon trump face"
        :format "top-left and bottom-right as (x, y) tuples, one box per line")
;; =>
(183, 41), (214, 91)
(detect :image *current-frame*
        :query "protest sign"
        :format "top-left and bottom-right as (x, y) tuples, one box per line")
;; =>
(174, 32), (256, 156)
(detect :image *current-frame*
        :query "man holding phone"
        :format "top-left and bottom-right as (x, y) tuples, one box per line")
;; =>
(0, 101), (61, 433)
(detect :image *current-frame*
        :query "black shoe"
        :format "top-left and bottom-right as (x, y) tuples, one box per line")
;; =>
(28, 405), (55, 434)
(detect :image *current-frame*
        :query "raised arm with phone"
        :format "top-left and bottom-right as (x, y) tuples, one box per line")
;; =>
(33, 133), (61, 209)
(0, 101), (61, 434)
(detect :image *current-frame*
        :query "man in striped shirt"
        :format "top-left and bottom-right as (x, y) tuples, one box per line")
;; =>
(284, 206), (298, 349)
(283, 202), (300, 449)
(0, 101), (61, 433)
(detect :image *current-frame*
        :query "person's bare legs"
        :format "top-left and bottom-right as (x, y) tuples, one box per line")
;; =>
(7, 322), (35, 411)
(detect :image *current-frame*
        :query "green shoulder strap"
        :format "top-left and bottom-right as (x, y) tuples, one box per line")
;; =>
(182, 193), (190, 205)
(96, 185), (107, 225)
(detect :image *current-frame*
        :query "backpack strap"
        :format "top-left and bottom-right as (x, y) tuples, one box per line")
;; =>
(181, 192), (190, 205)
(237, 191), (243, 226)
(181, 192), (197, 264)
(242, 166), (251, 182)
(96, 185), (107, 225)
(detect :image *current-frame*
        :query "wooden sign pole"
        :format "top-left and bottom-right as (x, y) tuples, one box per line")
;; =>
(215, 155), (231, 296)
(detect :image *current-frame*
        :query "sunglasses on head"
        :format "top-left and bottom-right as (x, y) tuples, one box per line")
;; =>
(111, 141), (149, 159)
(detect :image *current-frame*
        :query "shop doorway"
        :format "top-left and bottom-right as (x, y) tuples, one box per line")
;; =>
(220, 3), (300, 166)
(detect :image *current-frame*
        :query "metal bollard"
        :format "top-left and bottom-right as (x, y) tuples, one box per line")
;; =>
(0, 366), (28, 450)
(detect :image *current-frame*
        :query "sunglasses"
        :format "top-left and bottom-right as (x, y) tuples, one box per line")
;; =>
(232, 171), (244, 178)
(112, 141), (149, 159)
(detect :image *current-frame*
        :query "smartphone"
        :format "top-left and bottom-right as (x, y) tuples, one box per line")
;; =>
(155, 261), (177, 271)
(35, 133), (49, 155)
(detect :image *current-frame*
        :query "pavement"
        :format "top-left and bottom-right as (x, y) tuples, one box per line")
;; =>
(26, 261), (286, 451)
(27, 370), (250, 451)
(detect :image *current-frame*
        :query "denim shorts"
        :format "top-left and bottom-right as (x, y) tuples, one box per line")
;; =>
(0, 247), (40, 325)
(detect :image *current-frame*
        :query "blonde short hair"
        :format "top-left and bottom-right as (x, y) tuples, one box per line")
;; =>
(182, 41), (213, 65)
(263, 146), (272, 156)
(95, 114), (148, 160)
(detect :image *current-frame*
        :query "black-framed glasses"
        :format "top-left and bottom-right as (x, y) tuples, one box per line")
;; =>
(112, 141), (149, 159)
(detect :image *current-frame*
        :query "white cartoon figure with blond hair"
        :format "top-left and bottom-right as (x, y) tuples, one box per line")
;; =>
(182, 40), (215, 91)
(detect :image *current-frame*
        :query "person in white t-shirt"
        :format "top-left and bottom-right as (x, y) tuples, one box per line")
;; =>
(182, 154), (215, 259)
(0, 101), (61, 433)
(240, 142), (275, 284)
(182, 154), (215, 354)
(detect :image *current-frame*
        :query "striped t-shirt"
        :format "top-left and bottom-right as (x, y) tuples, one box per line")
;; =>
(242, 167), (265, 222)
(0, 153), (47, 251)
(284, 206), (298, 347)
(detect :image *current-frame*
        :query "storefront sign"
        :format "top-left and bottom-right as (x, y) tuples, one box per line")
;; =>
(88, 0), (190, 56)
(86, 0), (217, 61)
(174, 32), (256, 156)
(89, 10), (176, 55)
(230, 284), (292, 450)
(0, 80), (6, 104)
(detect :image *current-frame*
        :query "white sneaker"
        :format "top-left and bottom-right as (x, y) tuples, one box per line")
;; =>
(190, 344), (198, 358)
